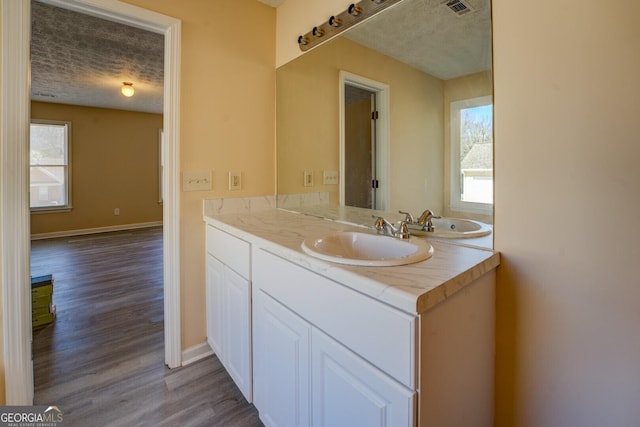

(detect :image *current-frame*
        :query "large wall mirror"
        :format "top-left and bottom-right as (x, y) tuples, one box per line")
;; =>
(276, 0), (493, 231)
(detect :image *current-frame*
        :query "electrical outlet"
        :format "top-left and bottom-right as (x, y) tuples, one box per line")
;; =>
(323, 170), (339, 185)
(114, 208), (120, 216)
(229, 171), (242, 191)
(303, 170), (314, 187)
(182, 171), (212, 191)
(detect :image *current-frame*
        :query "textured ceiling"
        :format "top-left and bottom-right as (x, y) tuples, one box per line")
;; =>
(30, 0), (490, 114)
(344, 0), (492, 80)
(31, 0), (164, 114)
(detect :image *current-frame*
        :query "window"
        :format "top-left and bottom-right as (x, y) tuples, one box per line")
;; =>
(450, 96), (493, 214)
(30, 120), (71, 211)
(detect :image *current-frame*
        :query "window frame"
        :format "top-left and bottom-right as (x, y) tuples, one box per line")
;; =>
(29, 119), (72, 213)
(449, 95), (493, 216)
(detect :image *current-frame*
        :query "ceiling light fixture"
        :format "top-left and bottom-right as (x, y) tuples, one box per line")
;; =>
(121, 82), (135, 97)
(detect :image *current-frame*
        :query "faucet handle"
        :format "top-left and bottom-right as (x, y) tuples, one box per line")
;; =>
(372, 215), (387, 234)
(396, 221), (410, 239)
(398, 210), (414, 223)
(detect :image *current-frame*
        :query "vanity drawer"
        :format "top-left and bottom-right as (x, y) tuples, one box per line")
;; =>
(253, 248), (417, 389)
(206, 225), (250, 279)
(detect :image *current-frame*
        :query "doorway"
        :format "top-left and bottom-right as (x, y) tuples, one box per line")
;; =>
(339, 71), (390, 211)
(1, 0), (181, 404)
(29, 1), (166, 403)
(344, 85), (377, 209)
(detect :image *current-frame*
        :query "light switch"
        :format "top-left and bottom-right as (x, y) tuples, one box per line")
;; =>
(323, 170), (339, 185)
(182, 171), (212, 191)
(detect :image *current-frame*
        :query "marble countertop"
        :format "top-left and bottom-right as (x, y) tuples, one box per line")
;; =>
(204, 207), (499, 315)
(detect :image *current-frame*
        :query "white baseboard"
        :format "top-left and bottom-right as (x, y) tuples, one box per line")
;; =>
(181, 341), (214, 367)
(30, 221), (163, 240)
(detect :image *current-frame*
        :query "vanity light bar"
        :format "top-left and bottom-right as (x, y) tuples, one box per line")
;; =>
(298, 0), (404, 52)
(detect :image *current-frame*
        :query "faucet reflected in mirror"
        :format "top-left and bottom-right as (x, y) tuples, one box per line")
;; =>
(276, 0), (493, 246)
(400, 209), (441, 232)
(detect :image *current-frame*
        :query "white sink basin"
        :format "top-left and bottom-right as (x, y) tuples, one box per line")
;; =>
(301, 231), (433, 267)
(410, 218), (492, 239)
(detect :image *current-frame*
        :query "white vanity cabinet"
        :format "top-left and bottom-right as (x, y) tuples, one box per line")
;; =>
(252, 248), (416, 427)
(311, 328), (414, 427)
(205, 224), (252, 402)
(253, 289), (311, 427)
(205, 207), (497, 427)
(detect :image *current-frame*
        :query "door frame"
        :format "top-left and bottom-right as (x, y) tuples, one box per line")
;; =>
(339, 71), (390, 210)
(1, 0), (182, 404)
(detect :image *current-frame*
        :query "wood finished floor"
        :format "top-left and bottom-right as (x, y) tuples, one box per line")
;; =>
(31, 227), (263, 427)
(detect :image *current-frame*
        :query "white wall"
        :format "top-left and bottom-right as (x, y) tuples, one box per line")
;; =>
(278, 0), (640, 425)
(493, 0), (640, 425)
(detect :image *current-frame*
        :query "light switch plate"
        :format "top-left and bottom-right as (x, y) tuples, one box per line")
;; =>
(183, 171), (212, 191)
(323, 170), (339, 185)
(229, 171), (242, 190)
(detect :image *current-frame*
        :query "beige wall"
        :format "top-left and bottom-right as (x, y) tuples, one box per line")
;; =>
(280, 0), (640, 425)
(30, 102), (163, 235)
(492, 0), (640, 425)
(123, 0), (276, 350)
(443, 71), (493, 223)
(277, 36), (444, 214)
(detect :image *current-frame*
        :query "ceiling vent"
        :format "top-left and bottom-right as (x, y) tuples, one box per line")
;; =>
(442, 0), (474, 16)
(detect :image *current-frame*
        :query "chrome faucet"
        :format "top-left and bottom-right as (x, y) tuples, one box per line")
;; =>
(372, 216), (410, 239)
(398, 209), (441, 232)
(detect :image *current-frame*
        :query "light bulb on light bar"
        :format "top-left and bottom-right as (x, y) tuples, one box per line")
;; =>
(298, 0), (401, 52)
(348, 4), (362, 16)
(329, 16), (342, 27)
(121, 82), (135, 97)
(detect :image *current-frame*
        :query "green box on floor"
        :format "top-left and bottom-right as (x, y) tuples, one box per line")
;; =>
(31, 274), (53, 287)
(32, 284), (53, 298)
(31, 275), (53, 296)
(31, 274), (54, 328)
(32, 312), (54, 328)
(31, 274), (53, 288)
(32, 294), (51, 309)
(32, 305), (52, 317)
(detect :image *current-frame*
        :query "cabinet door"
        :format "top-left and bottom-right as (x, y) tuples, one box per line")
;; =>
(205, 254), (224, 357)
(312, 329), (415, 427)
(224, 267), (252, 402)
(253, 290), (311, 427)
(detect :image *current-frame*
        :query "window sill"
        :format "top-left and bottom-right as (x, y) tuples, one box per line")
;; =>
(30, 207), (72, 215)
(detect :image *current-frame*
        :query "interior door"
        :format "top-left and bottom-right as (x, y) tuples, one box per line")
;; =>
(344, 85), (377, 209)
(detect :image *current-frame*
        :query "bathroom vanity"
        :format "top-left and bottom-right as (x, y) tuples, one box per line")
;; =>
(204, 205), (499, 427)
